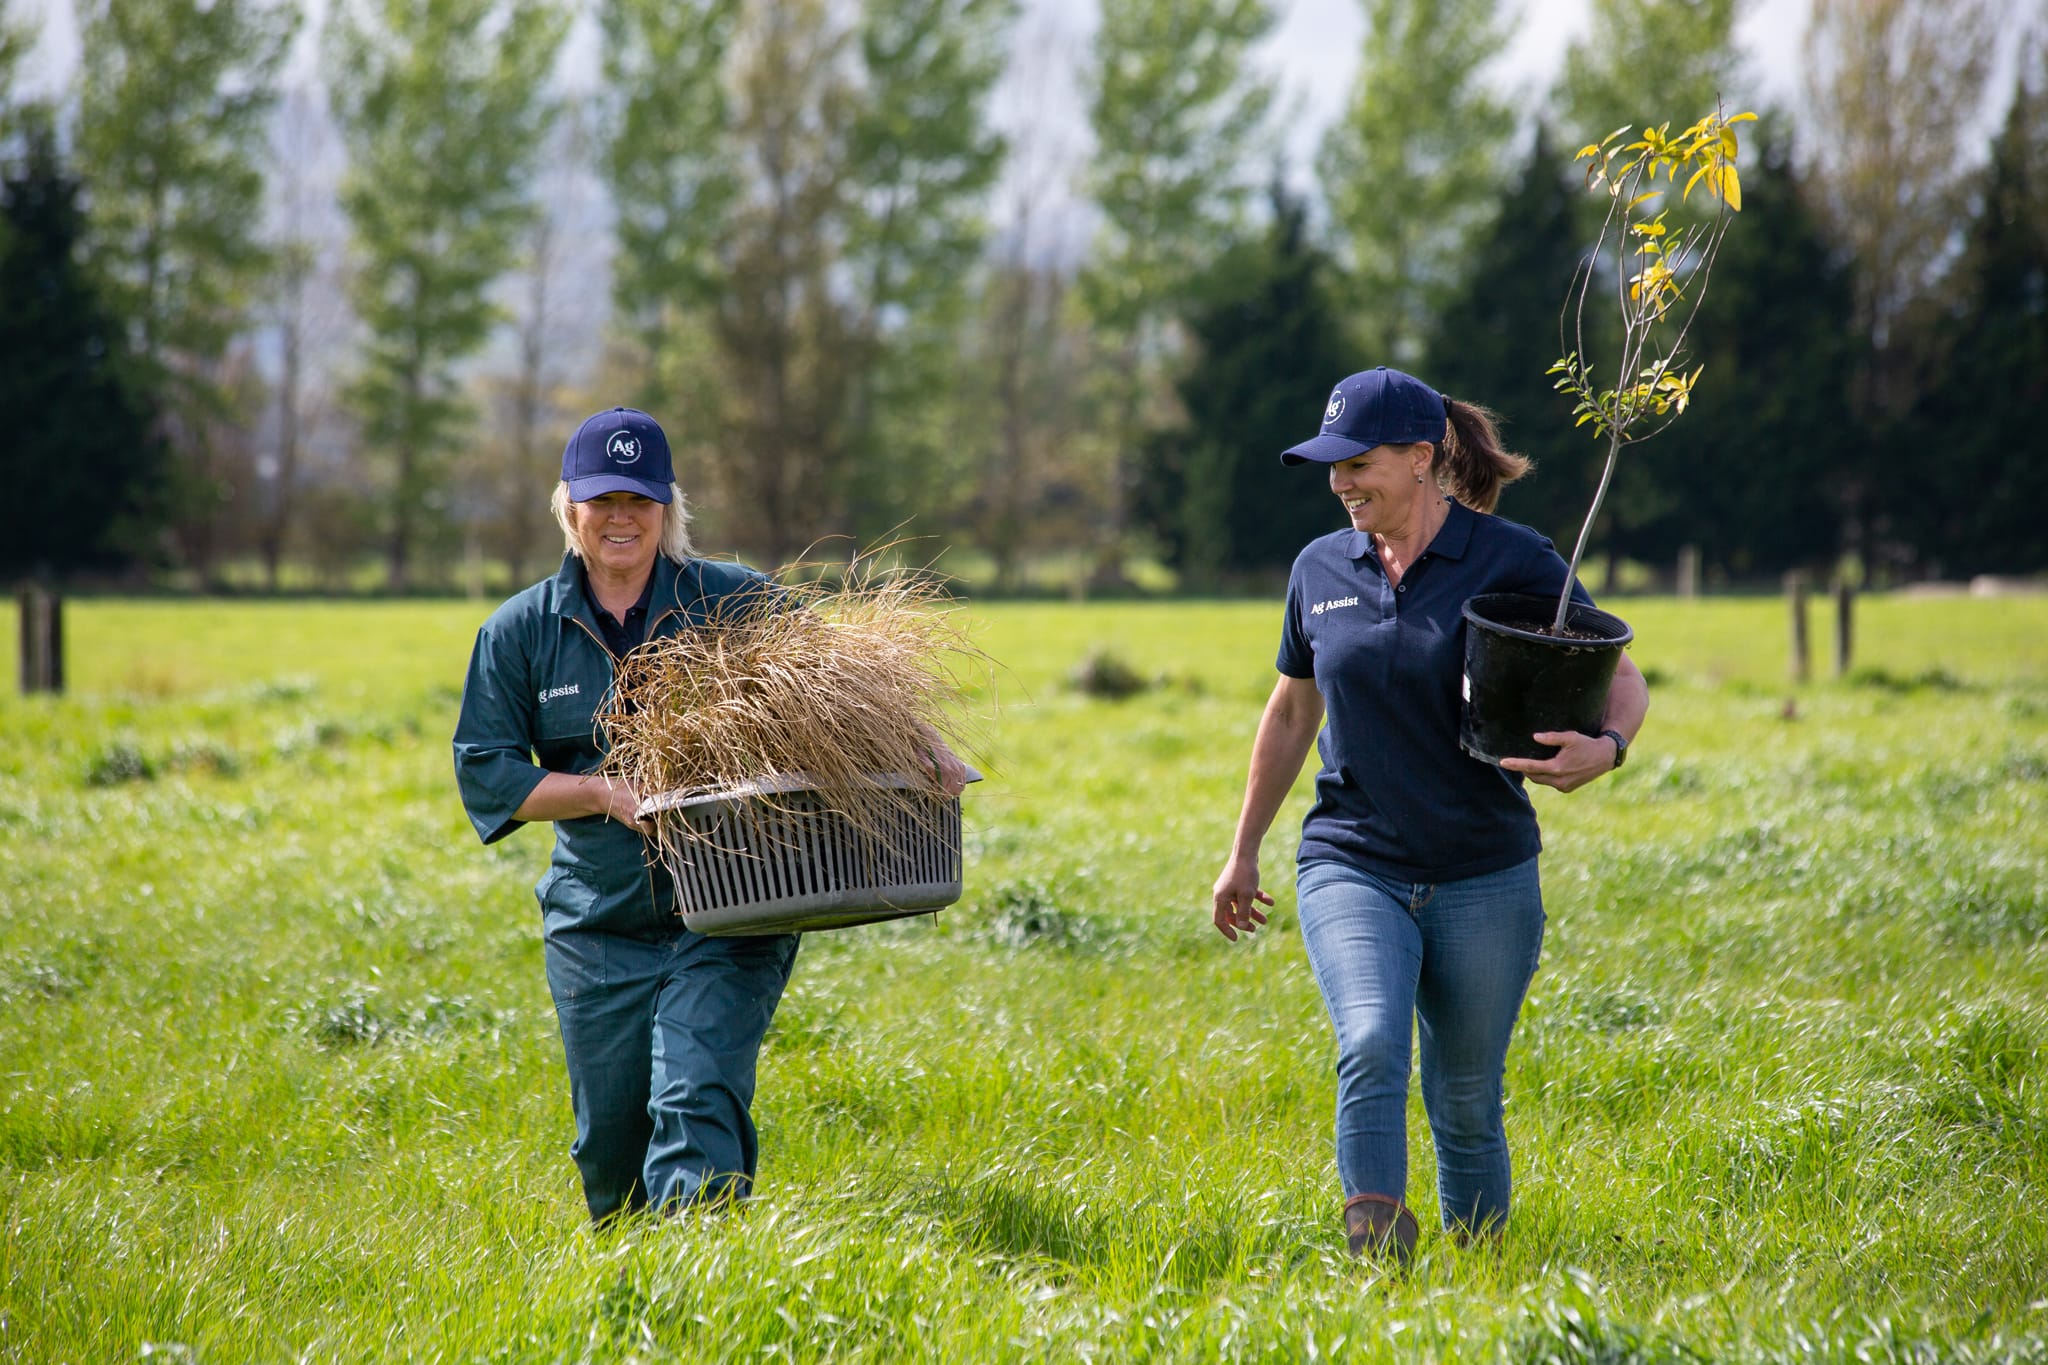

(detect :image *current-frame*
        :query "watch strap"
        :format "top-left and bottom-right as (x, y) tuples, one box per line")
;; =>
(1600, 728), (1629, 768)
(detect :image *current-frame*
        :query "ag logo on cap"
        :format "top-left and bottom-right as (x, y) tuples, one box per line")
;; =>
(1323, 390), (1345, 427)
(605, 430), (642, 465)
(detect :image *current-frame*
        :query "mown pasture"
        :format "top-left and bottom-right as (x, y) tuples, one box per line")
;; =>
(1, 593), (2045, 1362)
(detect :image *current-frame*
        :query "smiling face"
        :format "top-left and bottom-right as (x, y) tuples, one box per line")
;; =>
(568, 491), (663, 582)
(1328, 442), (1433, 537)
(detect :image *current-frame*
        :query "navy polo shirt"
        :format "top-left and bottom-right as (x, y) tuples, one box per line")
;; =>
(1275, 498), (1595, 883)
(584, 565), (656, 657)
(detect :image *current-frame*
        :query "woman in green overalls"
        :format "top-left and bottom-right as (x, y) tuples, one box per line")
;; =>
(454, 406), (965, 1223)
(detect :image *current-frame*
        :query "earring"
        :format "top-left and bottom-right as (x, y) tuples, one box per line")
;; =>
(1416, 474), (1425, 483)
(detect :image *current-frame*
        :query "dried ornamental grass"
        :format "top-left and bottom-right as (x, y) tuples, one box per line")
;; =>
(598, 559), (988, 872)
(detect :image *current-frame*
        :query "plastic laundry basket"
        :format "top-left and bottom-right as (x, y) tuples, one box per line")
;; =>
(638, 769), (978, 936)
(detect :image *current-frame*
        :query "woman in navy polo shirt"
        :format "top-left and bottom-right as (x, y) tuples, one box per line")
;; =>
(1209, 367), (1648, 1262)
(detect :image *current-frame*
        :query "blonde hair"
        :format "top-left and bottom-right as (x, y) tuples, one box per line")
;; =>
(551, 482), (696, 562)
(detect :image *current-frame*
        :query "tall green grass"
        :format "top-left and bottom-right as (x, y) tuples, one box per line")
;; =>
(1, 595), (2044, 1362)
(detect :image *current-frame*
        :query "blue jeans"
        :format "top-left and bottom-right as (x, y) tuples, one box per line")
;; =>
(543, 926), (800, 1223)
(1295, 856), (1544, 1233)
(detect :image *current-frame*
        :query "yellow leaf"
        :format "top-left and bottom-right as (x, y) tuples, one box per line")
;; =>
(1684, 163), (1711, 201)
(1721, 164), (1743, 211)
(1727, 111), (1757, 125)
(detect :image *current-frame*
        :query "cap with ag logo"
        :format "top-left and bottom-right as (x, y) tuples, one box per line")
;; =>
(1280, 367), (1449, 466)
(561, 406), (675, 503)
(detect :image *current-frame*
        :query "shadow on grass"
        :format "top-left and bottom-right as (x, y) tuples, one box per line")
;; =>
(906, 1167), (1282, 1294)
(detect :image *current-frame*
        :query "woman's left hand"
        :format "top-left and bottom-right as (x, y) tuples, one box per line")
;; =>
(1499, 730), (1620, 793)
(925, 739), (972, 797)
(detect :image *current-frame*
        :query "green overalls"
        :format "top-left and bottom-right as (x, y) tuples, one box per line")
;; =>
(454, 552), (800, 1221)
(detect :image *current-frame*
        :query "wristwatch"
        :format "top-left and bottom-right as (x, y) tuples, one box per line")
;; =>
(1601, 729), (1629, 769)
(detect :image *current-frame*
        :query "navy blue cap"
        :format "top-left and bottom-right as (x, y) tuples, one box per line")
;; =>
(561, 407), (674, 503)
(1281, 367), (1449, 465)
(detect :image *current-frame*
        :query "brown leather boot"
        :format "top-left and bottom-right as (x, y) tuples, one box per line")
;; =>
(1343, 1193), (1419, 1264)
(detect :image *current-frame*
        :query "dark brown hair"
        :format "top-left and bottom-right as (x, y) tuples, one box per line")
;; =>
(1432, 399), (1530, 515)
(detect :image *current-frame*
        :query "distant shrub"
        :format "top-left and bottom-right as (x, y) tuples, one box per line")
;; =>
(249, 675), (317, 704)
(0, 960), (81, 1002)
(84, 743), (154, 787)
(296, 984), (513, 1049)
(1067, 650), (1149, 700)
(169, 739), (241, 778)
(272, 718), (349, 757)
(1845, 665), (1967, 693)
(973, 879), (1096, 949)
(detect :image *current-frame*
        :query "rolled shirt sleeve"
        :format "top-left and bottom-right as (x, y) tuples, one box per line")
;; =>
(453, 613), (548, 846)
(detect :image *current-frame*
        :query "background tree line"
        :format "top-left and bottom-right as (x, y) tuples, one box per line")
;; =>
(1, 0), (2042, 595)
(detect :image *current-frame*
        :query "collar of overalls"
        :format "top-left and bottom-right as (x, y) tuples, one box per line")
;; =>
(545, 551), (702, 640)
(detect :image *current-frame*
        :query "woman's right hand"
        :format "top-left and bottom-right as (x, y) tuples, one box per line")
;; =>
(1212, 855), (1273, 942)
(512, 770), (654, 835)
(595, 775), (654, 834)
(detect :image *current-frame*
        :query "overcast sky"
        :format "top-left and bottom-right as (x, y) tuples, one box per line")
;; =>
(16, 0), (1817, 128)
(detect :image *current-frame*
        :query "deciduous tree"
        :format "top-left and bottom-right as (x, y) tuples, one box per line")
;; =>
(328, 0), (566, 591)
(1322, 0), (1514, 365)
(840, 0), (1010, 539)
(1899, 60), (2048, 574)
(601, 0), (1009, 565)
(255, 85), (351, 591)
(1801, 0), (2002, 410)
(1081, 0), (1274, 581)
(1559, 0), (1746, 138)
(600, 0), (741, 405)
(0, 1), (37, 147)
(73, 0), (297, 577)
(1422, 129), (1588, 549)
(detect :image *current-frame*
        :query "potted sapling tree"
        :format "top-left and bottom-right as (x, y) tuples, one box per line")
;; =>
(1460, 106), (1754, 764)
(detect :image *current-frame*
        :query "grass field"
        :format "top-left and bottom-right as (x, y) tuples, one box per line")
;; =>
(2, 593), (2045, 1363)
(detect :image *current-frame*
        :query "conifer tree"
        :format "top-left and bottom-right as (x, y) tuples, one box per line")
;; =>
(1421, 129), (1588, 547)
(1142, 188), (1352, 582)
(1616, 121), (1858, 578)
(1902, 65), (2048, 574)
(0, 120), (164, 579)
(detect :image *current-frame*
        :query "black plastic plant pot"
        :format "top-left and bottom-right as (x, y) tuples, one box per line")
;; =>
(1460, 592), (1635, 765)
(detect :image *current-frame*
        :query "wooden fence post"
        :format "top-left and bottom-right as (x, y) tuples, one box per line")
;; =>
(1785, 571), (1810, 684)
(1833, 578), (1854, 678)
(1676, 544), (1700, 599)
(16, 585), (64, 695)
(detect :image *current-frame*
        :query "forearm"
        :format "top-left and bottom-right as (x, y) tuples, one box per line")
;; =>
(1600, 656), (1649, 743)
(513, 769), (638, 824)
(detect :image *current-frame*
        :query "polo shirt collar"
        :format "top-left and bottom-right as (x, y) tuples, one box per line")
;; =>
(1344, 497), (1477, 561)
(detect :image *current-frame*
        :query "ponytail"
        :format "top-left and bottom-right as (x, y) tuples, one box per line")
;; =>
(1434, 398), (1530, 515)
